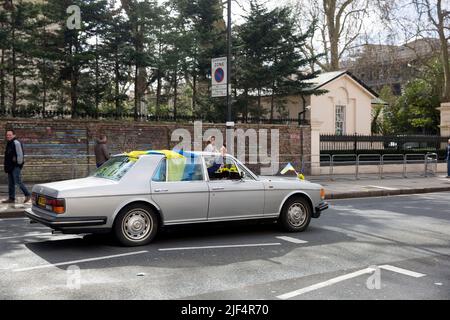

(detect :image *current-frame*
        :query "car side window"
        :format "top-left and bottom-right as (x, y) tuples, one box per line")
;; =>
(236, 163), (256, 181)
(208, 157), (242, 181)
(152, 158), (167, 182)
(176, 157), (204, 182)
(153, 157), (204, 182)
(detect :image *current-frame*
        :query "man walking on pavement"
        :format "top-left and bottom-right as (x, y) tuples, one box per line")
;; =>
(3, 129), (31, 203)
(94, 134), (110, 168)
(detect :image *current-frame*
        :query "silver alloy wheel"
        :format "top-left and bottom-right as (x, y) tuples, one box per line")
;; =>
(122, 209), (153, 241)
(287, 202), (307, 227)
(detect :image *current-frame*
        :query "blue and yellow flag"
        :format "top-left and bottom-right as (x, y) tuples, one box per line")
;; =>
(280, 162), (296, 175)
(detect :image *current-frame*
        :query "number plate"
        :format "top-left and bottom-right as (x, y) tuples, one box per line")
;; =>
(38, 196), (46, 207)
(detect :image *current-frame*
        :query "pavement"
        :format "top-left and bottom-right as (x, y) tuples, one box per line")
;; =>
(1, 192), (449, 299)
(0, 176), (449, 218)
(309, 174), (450, 199)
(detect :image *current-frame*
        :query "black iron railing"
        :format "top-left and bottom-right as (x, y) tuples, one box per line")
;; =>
(320, 133), (448, 158)
(0, 110), (309, 125)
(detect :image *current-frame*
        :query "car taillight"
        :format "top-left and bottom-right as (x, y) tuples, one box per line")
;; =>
(34, 194), (65, 214)
(320, 188), (326, 200)
(46, 198), (66, 214)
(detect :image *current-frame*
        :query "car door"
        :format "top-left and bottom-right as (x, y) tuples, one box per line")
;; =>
(151, 156), (209, 224)
(206, 156), (265, 221)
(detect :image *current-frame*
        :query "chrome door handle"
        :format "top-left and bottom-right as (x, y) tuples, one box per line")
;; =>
(212, 187), (225, 191)
(154, 189), (169, 193)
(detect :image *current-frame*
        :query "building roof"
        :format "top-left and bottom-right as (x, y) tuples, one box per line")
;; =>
(303, 70), (379, 99)
(371, 97), (388, 105)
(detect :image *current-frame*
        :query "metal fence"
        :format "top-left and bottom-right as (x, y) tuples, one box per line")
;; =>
(320, 133), (447, 156)
(298, 152), (442, 181)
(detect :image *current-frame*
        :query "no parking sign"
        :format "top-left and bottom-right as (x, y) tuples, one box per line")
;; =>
(211, 57), (227, 97)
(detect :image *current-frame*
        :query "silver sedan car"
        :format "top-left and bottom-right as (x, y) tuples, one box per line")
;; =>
(25, 150), (328, 246)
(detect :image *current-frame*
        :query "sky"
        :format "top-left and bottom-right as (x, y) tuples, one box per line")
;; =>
(154, 0), (447, 47)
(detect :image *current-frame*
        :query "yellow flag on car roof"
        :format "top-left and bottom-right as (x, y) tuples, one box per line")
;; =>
(126, 151), (149, 159)
(126, 149), (184, 160)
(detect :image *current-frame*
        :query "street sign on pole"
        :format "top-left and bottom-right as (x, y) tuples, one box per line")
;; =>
(211, 57), (227, 97)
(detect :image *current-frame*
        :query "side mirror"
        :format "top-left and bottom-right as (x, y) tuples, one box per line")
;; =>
(240, 171), (246, 179)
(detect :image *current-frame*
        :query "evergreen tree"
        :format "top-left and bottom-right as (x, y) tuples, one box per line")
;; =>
(101, 0), (134, 115)
(0, 7), (9, 112)
(236, 1), (323, 120)
(171, 0), (227, 120)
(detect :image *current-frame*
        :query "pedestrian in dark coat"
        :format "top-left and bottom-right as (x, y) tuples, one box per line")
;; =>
(3, 129), (30, 203)
(94, 134), (110, 168)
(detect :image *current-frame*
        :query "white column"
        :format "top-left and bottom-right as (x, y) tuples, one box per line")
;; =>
(439, 102), (450, 147)
(310, 120), (323, 175)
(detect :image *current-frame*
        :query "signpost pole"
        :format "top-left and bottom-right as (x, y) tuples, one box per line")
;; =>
(227, 0), (232, 123)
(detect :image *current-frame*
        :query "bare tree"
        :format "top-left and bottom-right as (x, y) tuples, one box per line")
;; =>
(413, 0), (450, 102)
(384, 0), (449, 102)
(290, 0), (370, 71)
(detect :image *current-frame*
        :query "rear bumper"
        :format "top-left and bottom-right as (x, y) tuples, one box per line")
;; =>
(313, 201), (328, 218)
(25, 208), (107, 229)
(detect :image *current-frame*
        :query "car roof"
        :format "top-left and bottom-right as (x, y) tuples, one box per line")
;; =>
(114, 150), (230, 158)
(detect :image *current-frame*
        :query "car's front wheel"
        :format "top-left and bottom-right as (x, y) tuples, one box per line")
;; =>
(114, 204), (158, 246)
(278, 196), (312, 232)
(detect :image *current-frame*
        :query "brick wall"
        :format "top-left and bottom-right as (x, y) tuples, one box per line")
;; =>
(0, 119), (311, 183)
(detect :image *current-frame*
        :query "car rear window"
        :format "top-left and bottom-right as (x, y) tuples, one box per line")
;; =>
(93, 156), (135, 181)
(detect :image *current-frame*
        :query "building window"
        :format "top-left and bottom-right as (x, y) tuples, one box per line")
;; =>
(335, 105), (346, 135)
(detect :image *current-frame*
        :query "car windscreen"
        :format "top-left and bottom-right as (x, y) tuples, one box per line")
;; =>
(93, 156), (135, 181)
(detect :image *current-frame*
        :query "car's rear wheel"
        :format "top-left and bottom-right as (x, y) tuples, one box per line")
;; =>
(278, 196), (312, 232)
(114, 204), (158, 246)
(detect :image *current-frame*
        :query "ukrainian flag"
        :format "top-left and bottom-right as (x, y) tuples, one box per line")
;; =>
(280, 162), (296, 175)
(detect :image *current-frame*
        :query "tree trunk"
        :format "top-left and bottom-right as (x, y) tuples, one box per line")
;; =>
(270, 82), (275, 121)
(173, 68), (178, 120)
(0, 48), (5, 113)
(134, 63), (139, 120)
(436, 0), (450, 102)
(42, 25), (47, 114)
(324, 0), (340, 71)
(257, 88), (261, 121)
(42, 56), (47, 114)
(95, 35), (99, 117)
(192, 47), (198, 112)
(11, 26), (16, 115)
(192, 70), (197, 112)
(156, 69), (161, 115)
(122, 1), (148, 117)
(114, 54), (120, 116)
(329, 37), (340, 71)
(244, 88), (248, 122)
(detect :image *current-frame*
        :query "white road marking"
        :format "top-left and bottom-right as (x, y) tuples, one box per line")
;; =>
(0, 218), (28, 222)
(0, 233), (52, 240)
(379, 265), (426, 278)
(366, 185), (399, 191)
(13, 250), (148, 272)
(275, 236), (308, 244)
(328, 193), (442, 201)
(158, 243), (282, 251)
(277, 267), (376, 300)
(0, 233), (82, 241)
(277, 264), (426, 299)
